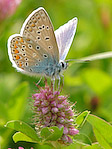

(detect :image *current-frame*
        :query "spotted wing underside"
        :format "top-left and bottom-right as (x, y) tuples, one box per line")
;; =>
(8, 35), (54, 75)
(21, 7), (59, 61)
(8, 7), (59, 76)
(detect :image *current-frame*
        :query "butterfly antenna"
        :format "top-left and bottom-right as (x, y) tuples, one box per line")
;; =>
(65, 59), (90, 63)
(66, 52), (112, 64)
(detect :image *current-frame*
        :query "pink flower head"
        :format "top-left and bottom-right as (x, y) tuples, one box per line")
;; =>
(0, 0), (21, 21)
(32, 80), (79, 144)
(8, 147), (33, 149)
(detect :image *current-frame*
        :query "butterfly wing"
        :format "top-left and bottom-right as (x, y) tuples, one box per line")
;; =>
(8, 35), (55, 76)
(21, 7), (59, 61)
(8, 7), (59, 76)
(55, 17), (78, 61)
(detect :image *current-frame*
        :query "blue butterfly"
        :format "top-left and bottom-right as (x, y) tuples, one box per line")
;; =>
(8, 7), (112, 84)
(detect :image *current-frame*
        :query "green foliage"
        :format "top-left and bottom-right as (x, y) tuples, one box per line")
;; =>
(5, 111), (112, 148)
(5, 121), (64, 148)
(41, 126), (64, 141)
(0, 81), (29, 148)
(5, 120), (40, 142)
(73, 133), (92, 146)
(81, 68), (112, 95)
(0, 0), (112, 148)
(76, 110), (90, 128)
(87, 114), (112, 149)
(84, 143), (101, 149)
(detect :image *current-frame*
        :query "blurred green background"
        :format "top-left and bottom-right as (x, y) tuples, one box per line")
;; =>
(0, 0), (112, 148)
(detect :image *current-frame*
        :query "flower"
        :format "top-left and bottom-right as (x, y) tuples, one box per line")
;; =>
(0, 0), (21, 21)
(8, 147), (33, 149)
(32, 80), (79, 144)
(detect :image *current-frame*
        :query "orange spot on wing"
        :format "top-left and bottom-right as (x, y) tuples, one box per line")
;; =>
(33, 20), (37, 23)
(19, 62), (22, 67)
(26, 38), (30, 41)
(31, 23), (35, 27)
(20, 38), (24, 43)
(15, 40), (18, 44)
(29, 28), (32, 32)
(14, 44), (18, 48)
(15, 49), (19, 54)
(16, 55), (20, 60)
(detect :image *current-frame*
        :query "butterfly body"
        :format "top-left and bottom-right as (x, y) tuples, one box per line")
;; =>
(8, 7), (77, 79)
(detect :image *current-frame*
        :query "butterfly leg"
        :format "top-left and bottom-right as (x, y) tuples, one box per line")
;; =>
(57, 75), (61, 90)
(51, 77), (55, 92)
(36, 76), (42, 86)
(60, 74), (64, 89)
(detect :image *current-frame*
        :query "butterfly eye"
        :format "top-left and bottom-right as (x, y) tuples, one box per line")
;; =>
(61, 62), (64, 68)
(60, 61), (67, 70)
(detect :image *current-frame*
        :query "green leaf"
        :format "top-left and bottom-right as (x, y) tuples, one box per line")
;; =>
(81, 68), (112, 95)
(73, 133), (92, 145)
(13, 132), (37, 143)
(5, 120), (41, 142)
(41, 127), (52, 138)
(84, 143), (102, 149)
(41, 126), (63, 141)
(87, 114), (112, 148)
(76, 110), (90, 128)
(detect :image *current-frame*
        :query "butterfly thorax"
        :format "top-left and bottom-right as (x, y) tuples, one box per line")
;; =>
(44, 61), (68, 77)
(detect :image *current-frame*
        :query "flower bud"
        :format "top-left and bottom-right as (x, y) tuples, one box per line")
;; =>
(68, 128), (79, 136)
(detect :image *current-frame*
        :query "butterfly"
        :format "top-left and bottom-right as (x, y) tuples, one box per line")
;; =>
(8, 7), (78, 82)
(8, 7), (112, 83)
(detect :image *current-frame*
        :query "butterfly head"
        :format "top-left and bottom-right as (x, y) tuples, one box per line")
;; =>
(59, 60), (68, 71)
